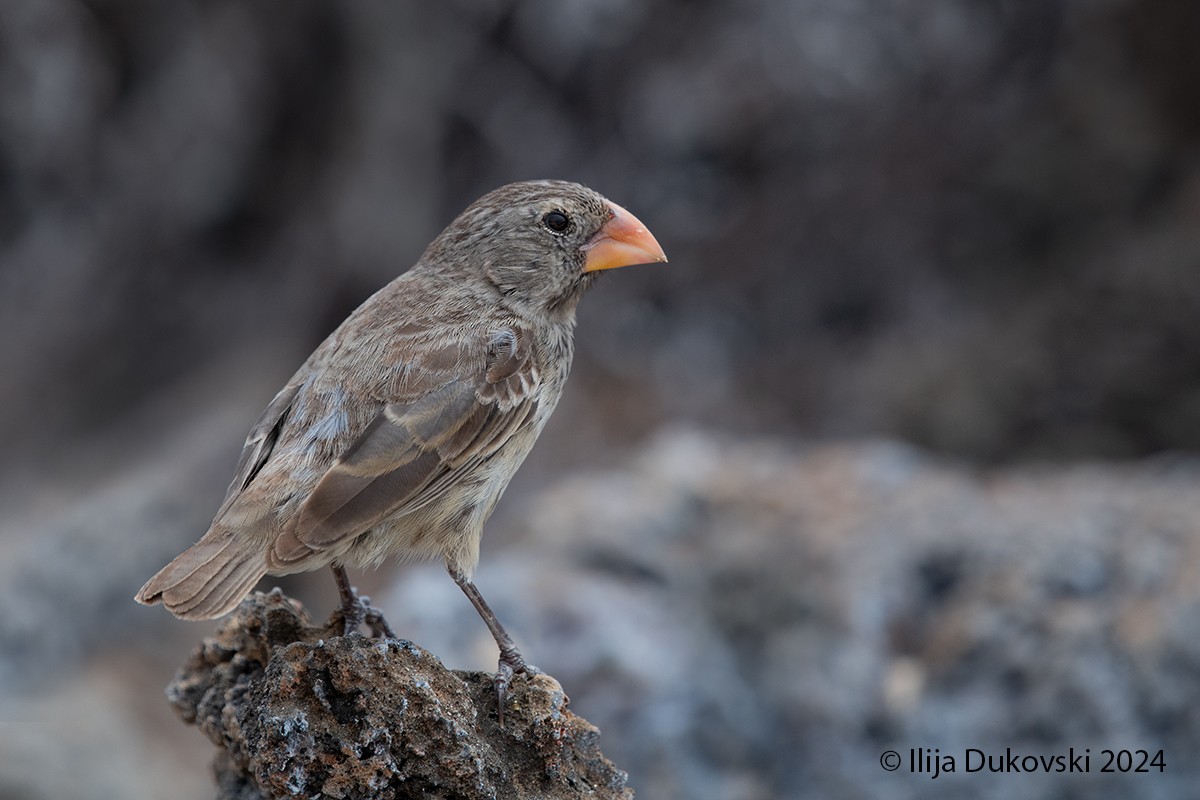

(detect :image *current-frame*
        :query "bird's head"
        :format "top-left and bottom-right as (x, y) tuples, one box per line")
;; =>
(423, 180), (667, 320)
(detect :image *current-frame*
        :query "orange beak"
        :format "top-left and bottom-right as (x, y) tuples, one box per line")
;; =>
(581, 201), (668, 273)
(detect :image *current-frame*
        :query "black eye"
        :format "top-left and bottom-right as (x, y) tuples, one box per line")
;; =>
(542, 211), (570, 233)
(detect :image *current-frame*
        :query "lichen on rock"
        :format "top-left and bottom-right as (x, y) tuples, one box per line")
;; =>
(167, 590), (631, 800)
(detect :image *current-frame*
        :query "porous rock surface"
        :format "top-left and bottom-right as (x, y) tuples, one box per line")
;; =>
(167, 590), (631, 800)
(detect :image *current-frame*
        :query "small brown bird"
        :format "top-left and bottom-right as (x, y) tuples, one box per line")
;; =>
(136, 180), (666, 710)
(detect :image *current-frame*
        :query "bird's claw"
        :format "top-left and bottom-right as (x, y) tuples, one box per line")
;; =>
(361, 596), (397, 639)
(494, 646), (540, 728)
(337, 590), (395, 639)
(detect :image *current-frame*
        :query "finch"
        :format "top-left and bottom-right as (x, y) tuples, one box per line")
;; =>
(136, 180), (667, 712)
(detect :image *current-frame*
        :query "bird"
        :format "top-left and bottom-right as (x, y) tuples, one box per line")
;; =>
(136, 179), (667, 716)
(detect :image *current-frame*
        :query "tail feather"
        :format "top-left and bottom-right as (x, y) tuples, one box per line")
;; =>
(136, 529), (267, 620)
(169, 542), (248, 618)
(183, 550), (266, 620)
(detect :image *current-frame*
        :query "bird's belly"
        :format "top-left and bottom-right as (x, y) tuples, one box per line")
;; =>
(339, 418), (548, 574)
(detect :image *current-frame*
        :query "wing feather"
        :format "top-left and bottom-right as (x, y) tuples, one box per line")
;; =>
(215, 382), (301, 521)
(269, 326), (539, 567)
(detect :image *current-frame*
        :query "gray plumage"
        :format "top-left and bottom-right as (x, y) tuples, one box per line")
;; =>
(136, 180), (662, 621)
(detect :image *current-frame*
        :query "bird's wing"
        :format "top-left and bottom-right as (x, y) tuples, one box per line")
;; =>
(214, 381), (302, 522)
(269, 327), (539, 566)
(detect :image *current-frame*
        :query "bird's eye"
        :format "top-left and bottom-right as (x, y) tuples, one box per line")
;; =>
(542, 211), (570, 233)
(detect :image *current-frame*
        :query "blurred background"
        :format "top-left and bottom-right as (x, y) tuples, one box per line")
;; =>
(1, 1), (1199, 798)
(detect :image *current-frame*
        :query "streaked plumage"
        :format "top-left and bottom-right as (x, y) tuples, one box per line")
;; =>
(136, 180), (666, 710)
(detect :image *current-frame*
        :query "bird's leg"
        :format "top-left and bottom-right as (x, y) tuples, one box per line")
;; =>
(330, 564), (395, 639)
(448, 566), (540, 726)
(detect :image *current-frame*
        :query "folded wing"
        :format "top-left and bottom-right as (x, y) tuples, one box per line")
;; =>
(269, 326), (539, 568)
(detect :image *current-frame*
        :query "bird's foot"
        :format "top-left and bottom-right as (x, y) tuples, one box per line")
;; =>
(494, 644), (541, 728)
(334, 590), (395, 639)
(360, 596), (396, 639)
(330, 565), (396, 639)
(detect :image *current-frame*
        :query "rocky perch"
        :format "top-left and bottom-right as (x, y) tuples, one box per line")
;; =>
(166, 591), (631, 800)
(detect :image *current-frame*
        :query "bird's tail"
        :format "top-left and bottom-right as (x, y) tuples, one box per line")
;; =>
(135, 527), (267, 620)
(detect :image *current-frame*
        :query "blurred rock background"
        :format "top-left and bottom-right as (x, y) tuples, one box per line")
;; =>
(1, 1), (1198, 798)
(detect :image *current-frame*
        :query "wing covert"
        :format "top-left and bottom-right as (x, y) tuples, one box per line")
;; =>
(270, 325), (540, 566)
